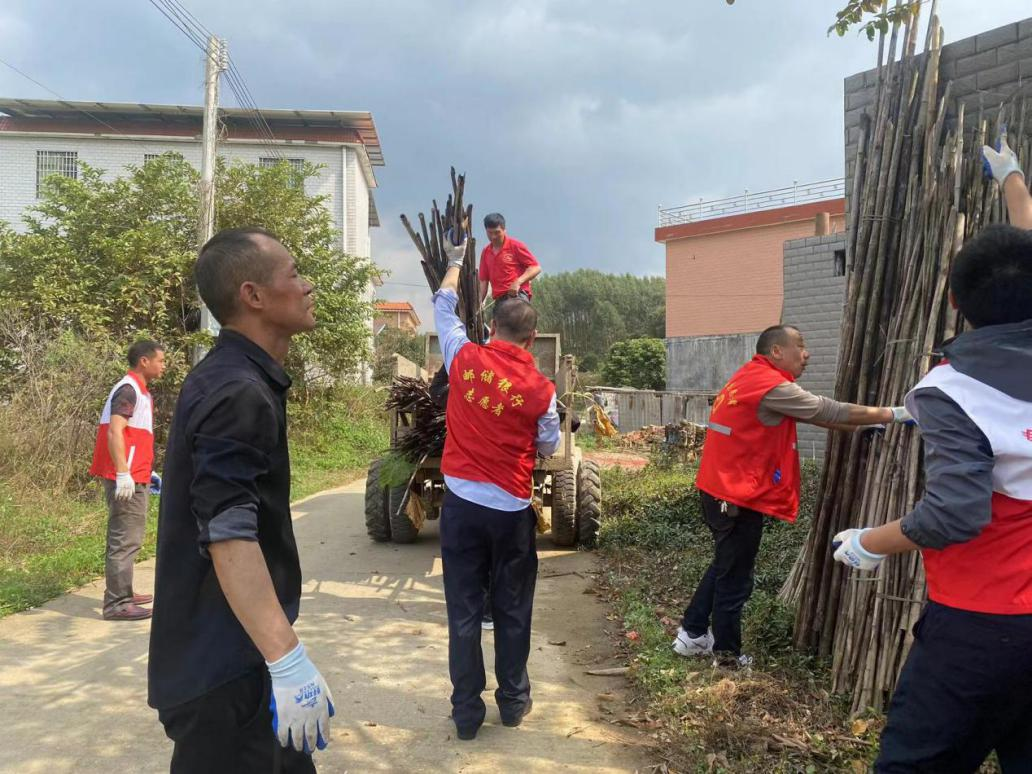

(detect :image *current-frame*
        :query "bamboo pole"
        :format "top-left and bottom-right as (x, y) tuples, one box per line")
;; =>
(789, 12), (1032, 710)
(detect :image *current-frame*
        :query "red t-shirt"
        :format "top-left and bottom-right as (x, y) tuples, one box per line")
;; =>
(479, 236), (539, 299)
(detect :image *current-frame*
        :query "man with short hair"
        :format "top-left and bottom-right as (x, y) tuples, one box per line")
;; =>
(435, 239), (560, 740)
(833, 140), (1032, 772)
(673, 325), (911, 668)
(148, 227), (333, 772)
(478, 212), (541, 304)
(89, 339), (166, 621)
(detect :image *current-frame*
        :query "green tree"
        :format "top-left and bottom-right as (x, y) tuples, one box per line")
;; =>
(601, 338), (666, 390)
(829, 1), (921, 40)
(532, 270), (664, 370)
(0, 153), (377, 394)
(372, 327), (426, 383)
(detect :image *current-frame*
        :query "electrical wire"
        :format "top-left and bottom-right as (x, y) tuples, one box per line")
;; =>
(146, 0), (285, 160)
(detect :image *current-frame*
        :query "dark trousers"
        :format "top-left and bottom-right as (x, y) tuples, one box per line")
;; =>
(681, 491), (764, 656)
(876, 601), (1032, 773)
(158, 667), (317, 774)
(440, 490), (538, 730)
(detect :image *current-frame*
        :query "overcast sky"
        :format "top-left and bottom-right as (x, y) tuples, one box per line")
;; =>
(1, 1), (1029, 323)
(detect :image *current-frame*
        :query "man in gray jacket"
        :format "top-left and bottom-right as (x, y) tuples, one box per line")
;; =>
(833, 133), (1032, 772)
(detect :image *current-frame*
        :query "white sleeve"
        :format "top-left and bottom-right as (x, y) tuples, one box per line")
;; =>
(432, 288), (470, 373)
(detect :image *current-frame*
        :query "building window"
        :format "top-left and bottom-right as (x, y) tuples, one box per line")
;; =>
(36, 150), (78, 197)
(260, 157), (305, 185)
(833, 249), (846, 277)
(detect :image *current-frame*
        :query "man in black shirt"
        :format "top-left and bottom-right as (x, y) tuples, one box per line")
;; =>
(148, 227), (333, 773)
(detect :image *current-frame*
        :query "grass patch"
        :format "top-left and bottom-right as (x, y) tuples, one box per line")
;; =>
(598, 460), (883, 772)
(0, 386), (388, 617)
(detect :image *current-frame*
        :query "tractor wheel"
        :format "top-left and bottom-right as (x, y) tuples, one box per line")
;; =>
(364, 459), (391, 542)
(389, 485), (420, 544)
(550, 468), (578, 547)
(576, 460), (602, 548)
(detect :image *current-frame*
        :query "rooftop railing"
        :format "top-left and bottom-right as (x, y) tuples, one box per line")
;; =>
(658, 177), (845, 227)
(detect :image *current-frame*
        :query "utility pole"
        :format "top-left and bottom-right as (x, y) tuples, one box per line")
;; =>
(194, 34), (228, 364)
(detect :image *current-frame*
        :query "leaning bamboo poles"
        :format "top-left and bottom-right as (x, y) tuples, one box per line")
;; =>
(786, 11), (1032, 713)
(400, 168), (485, 344)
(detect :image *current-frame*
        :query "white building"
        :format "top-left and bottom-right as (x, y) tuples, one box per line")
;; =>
(0, 98), (385, 380)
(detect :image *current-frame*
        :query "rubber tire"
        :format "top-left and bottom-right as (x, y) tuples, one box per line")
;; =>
(576, 460), (602, 548)
(389, 484), (420, 544)
(551, 468), (578, 547)
(364, 459), (391, 542)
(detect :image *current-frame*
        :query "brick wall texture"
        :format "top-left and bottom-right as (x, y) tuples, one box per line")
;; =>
(844, 18), (1032, 198)
(782, 233), (848, 459)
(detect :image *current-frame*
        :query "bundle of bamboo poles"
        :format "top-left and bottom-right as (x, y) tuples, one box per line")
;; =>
(784, 5), (1032, 714)
(400, 168), (485, 344)
(384, 376), (446, 462)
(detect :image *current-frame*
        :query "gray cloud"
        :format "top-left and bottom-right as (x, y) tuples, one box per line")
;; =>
(2, 0), (1029, 324)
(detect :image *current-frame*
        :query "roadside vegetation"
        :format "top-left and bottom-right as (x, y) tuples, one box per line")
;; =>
(597, 459), (883, 772)
(0, 155), (389, 618)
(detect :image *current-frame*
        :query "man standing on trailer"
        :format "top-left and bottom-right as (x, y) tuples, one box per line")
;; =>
(435, 238), (560, 740)
(478, 213), (542, 304)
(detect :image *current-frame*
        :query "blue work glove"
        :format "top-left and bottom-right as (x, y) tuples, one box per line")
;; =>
(149, 471), (162, 495)
(832, 528), (886, 571)
(889, 406), (916, 426)
(983, 125), (1023, 186)
(267, 642), (335, 753)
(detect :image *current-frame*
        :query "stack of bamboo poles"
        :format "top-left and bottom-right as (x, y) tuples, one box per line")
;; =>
(784, 6), (1032, 713)
(385, 376), (446, 461)
(400, 168), (485, 344)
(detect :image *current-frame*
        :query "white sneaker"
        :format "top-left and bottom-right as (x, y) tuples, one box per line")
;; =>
(672, 627), (713, 657)
(481, 618), (494, 631)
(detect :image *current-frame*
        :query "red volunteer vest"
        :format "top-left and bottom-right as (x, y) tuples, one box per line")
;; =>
(906, 364), (1032, 614)
(441, 339), (555, 499)
(89, 371), (155, 484)
(695, 355), (801, 522)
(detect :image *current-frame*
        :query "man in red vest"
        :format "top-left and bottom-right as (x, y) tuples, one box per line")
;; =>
(89, 339), (166, 621)
(435, 238), (560, 741)
(673, 325), (911, 667)
(478, 212), (541, 303)
(833, 140), (1032, 772)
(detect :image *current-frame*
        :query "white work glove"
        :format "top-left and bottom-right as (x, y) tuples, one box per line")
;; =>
(267, 642), (335, 753)
(832, 528), (886, 572)
(114, 471), (136, 501)
(444, 238), (468, 268)
(889, 406), (916, 426)
(982, 128), (1024, 186)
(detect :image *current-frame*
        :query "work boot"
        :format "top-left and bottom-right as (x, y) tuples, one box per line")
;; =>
(672, 626), (713, 657)
(103, 603), (152, 621)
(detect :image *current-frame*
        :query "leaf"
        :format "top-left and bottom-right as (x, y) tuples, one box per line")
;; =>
(851, 718), (870, 736)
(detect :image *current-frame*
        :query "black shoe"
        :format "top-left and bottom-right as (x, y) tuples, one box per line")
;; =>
(501, 698), (533, 728)
(455, 724), (480, 741)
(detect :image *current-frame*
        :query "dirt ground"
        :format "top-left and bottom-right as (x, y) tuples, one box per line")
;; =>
(0, 479), (657, 773)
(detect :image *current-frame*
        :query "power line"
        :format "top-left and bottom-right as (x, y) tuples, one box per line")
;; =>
(0, 55), (166, 156)
(146, 0), (285, 160)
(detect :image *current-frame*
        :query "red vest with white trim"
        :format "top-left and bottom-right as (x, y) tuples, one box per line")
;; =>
(695, 355), (801, 522)
(89, 371), (155, 484)
(441, 340), (555, 500)
(906, 364), (1032, 614)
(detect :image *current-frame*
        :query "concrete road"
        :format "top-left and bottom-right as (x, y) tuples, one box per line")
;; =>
(0, 479), (653, 773)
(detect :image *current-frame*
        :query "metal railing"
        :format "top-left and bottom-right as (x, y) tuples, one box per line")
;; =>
(658, 177), (845, 227)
